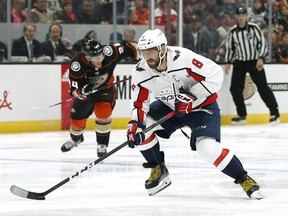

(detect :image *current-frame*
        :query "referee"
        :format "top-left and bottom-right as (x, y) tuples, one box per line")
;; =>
(225, 6), (280, 126)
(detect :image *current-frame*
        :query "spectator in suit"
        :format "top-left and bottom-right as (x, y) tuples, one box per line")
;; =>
(30, 0), (54, 23)
(0, 41), (7, 62)
(11, 0), (28, 23)
(12, 23), (44, 62)
(72, 30), (98, 53)
(41, 23), (74, 62)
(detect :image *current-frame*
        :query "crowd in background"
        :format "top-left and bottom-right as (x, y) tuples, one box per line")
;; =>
(0, 0), (288, 63)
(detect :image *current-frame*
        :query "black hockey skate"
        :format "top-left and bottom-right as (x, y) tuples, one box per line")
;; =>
(143, 154), (171, 196)
(61, 136), (84, 152)
(270, 115), (280, 126)
(231, 116), (246, 125)
(235, 174), (265, 199)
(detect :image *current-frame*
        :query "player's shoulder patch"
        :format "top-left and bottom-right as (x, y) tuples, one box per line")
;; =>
(71, 61), (81, 72)
(103, 45), (113, 56)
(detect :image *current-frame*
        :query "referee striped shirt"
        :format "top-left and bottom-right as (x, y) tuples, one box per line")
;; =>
(225, 22), (267, 62)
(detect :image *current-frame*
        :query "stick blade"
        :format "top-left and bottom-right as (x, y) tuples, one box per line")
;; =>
(10, 185), (46, 200)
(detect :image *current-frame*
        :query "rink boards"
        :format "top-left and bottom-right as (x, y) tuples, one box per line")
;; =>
(0, 63), (287, 133)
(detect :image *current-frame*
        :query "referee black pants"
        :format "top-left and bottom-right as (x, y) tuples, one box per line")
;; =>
(230, 60), (279, 117)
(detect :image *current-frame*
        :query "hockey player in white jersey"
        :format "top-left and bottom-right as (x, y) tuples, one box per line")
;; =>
(126, 29), (265, 199)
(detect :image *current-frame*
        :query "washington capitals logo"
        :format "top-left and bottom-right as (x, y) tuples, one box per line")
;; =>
(173, 50), (181, 61)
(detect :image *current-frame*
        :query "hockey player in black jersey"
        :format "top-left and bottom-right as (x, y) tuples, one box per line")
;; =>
(61, 38), (138, 157)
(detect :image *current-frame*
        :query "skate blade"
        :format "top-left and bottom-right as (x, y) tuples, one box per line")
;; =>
(250, 189), (266, 200)
(231, 120), (246, 126)
(147, 177), (171, 196)
(270, 119), (280, 126)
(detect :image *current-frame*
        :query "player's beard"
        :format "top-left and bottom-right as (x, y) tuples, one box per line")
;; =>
(147, 58), (160, 69)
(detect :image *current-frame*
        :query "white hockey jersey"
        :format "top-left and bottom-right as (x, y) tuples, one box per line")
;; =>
(131, 46), (223, 122)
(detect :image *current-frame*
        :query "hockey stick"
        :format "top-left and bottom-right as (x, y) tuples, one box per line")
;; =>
(10, 110), (176, 200)
(32, 77), (131, 110)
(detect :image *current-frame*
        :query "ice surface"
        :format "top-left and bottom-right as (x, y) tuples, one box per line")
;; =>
(1, 124), (288, 216)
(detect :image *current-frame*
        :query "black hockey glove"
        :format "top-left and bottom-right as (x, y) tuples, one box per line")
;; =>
(127, 120), (146, 148)
(175, 87), (197, 114)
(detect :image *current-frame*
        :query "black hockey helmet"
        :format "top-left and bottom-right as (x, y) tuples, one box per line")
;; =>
(82, 38), (103, 57)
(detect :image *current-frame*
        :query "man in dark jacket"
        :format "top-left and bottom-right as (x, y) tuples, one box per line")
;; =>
(41, 23), (74, 62)
(12, 23), (43, 62)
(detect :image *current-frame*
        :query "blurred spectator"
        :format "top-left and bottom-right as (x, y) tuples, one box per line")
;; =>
(12, 23), (44, 62)
(155, 0), (177, 32)
(98, 2), (113, 24)
(278, 4), (288, 32)
(206, 0), (222, 19)
(264, 1), (282, 27)
(200, 12), (221, 60)
(247, 0), (266, 29)
(109, 32), (123, 44)
(30, 0), (54, 23)
(271, 30), (283, 62)
(155, 0), (177, 45)
(71, 0), (82, 14)
(183, 0), (195, 25)
(214, 12), (232, 63)
(0, 41), (7, 62)
(0, 0), (7, 22)
(77, 0), (103, 24)
(121, 26), (137, 63)
(11, 0), (28, 23)
(196, 0), (208, 18)
(47, 0), (61, 13)
(123, 26), (136, 41)
(41, 23), (74, 62)
(183, 14), (210, 56)
(72, 30), (98, 52)
(55, 0), (78, 23)
(214, 40), (227, 63)
(129, 0), (149, 25)
(279, 31), (288, 63)
(219, 0), (238, 20)
(217, 12), (231, 41)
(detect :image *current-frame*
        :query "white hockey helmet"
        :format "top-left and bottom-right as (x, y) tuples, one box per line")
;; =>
(138, 29), (167, 51)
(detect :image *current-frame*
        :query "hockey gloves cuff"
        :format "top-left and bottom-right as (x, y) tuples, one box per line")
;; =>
(175, 87), (197, 114)
(127, 120), (146, 148)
